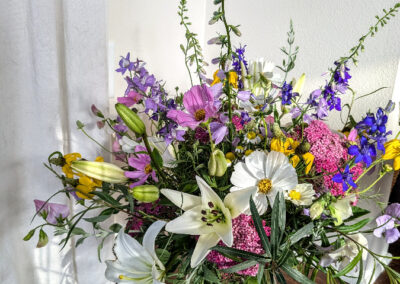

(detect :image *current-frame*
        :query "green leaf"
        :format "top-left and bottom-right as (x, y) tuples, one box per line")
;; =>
(109, 223), (123, 233)
(257, 264), (265, 284)
(151, 148), (163, 169)
(75, 237), (86, 247)
(92, 191), (121, 207)
(211, 246), (269, 263)
(84, 214), (111, 223)
(333, 249), (362, 278)
(271, 192), (286, 259)
(202, 266), (220, 283)
(283, 222), (313, 248)
(221, 260), (258, 273)
(37, 229), (49, 248)
(347, 206), (370, 222)
(71, 227), (87, 235)
(281, 264), (315, 284)
(250, 197), (271, 257)
(23, 229), (35, 241)
(155, 248), (171, 266)
(337, 218), (370, 233)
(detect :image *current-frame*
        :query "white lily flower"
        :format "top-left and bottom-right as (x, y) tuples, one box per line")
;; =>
(148, 137), (177, 168)
(161, 176), (254, 267)
(230, 151), (298, 215)
(320, 233), (368, 270)
(284, 183), (315, 206)
(105, 220), (167, 283)
(119, 136), (139, 153)
(329, 194), (357, 226)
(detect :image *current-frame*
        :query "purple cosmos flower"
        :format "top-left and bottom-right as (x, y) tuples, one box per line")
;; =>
(166, 85), (218, 129)
(332, 165), (357, 191)
(34, 199), (70, 225)
(125, 145), (158, 187)
(117, 90), (143, 107)
(373, 215), (399, 243)
(210, 122), (228, 145)
(116, 53), (134, 75)
(348, 136), (376, 167)
(281, 82), (294, 105)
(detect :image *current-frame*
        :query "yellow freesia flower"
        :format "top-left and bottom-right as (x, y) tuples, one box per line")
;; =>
(211, 70), (238, 88)
(270, 138), (299, 156)
(62, 153), (82, 178)
(383, 139), (400, 170)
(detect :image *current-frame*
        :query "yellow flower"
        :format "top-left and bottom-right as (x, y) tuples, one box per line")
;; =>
(270, 138), (299, 156)
(302, 152), (315, 174)
(225, 152), (235, 161)
(62, 153), (82, 178)
(245, 149), (254, 156)
(383, 139), (400, 170)
(76, 175), (102, 199)
(211, 70), (238, 88)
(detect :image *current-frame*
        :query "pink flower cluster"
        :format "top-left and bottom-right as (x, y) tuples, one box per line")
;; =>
(206, 214), (271, 276)
(304, 120), (362, 196)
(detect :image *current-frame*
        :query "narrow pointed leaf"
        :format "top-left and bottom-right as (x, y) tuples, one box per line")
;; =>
(221, 260), (258, 273)
(333, 249), (362, 278)
(250, 197), (271, 257)
(211, 246), (269, 263)
(281, 222), (313, 249)
(337, 218), (370, 233)
(281, 264), (315, 284)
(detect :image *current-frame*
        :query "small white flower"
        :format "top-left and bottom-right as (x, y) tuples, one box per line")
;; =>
(320, 233), (368, 270)
(244, 131), (261, 144)
(284, 183), (315, 206)
(230, 151), (298, 215)
(105, 220), (167, 283)
(119, 136), (138, 153)
(245, 58), (282, 97)
(161, 176), (254, 267)
(239, 94), (266, 113)
(329, 194), (357, 226)
(235, 146), (244, 154)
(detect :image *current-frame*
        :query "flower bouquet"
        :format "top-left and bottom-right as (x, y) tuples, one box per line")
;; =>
(26, 1), (400, 283)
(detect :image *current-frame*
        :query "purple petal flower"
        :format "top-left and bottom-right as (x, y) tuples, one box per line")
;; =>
(125, 145), (158, 187)
(117, 90), (143, 107)
(374, 214), (400, 244)
(385, 203), (400, 219)
(210, 122), (228, 145)
(237, 91), (252, 102)
(34, 199), (70, 225)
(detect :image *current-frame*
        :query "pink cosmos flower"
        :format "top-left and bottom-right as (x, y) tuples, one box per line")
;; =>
(125, 145), (158, 187)
(117, 90), (143, 107)
(167, 85), (218, 129)
(34, 200), (70, 225)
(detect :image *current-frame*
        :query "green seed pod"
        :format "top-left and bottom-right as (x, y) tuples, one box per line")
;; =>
(71, 161), (128, 183)
(272, 122), (286, 140)
(115, 103), (146, 136)
(208, 149), (227, 177)
(132, 185), (160, 203)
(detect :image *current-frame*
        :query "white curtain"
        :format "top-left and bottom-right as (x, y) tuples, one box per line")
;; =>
(0, 0), (110, 283)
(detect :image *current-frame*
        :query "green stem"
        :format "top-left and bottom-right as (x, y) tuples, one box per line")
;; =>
(358, 171), (388, 195)
(79, 127), (112, 154)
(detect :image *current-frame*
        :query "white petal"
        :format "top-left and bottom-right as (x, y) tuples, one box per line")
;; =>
(160, 189), (201, 211)
(191, 233), (220, 268)
(224, 186), (258, 218)
(254, 192), (269, 215)
(230, 162), (258, 190)
(105, 260), (151, 283)
(213, 207), (233, 246)
(264, 151), (290, 179)
(196, 176), (224, 208)
(245, 151), (267, 178)
(165, 205), (214, 235)
(143, 220), (166, 270)
(114, 231), (153, 271)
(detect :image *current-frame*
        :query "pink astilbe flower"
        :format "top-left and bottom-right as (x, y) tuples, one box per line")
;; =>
(207, 214), (271, 276)
(167, 85), (218, 129)
(125, 145), (158, 187)
(304, 120), (362, 196)
(232, 115), (243, 131)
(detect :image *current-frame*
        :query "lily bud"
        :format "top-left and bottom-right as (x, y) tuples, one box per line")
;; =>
(71, 161), (128, 183)
(132, 185), (160, 203)
(115, 103), (146, 136)
(293, 73), (306, 95)
(208, 149), (227, 177)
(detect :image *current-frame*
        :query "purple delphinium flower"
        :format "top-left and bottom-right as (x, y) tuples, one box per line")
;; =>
(281, 82), (294, 105)
(348, 136), (376, 167)
(332, 165), (357, 191)
(157, 123), (185, 146)
(334, 61), (351, 85)
(232, 45), (248, 88)
(306, 89), (322, 106)
(115, 52), (134, 75)
(210, 122), (228, 145)
(240, 111), (251, 125)
(167, 85), (218, 129)
(34, 199), (70, 225)
(125, 145), (158, 187)
(374, 215), (399, 244)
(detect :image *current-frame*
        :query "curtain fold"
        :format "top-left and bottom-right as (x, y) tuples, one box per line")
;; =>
(0, 0), (109, 283)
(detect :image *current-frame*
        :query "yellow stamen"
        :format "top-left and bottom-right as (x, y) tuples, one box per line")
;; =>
(289, 190), (301, 200)
(245, 149), (253, 156)
(145, 164), (152, 174)
(194, 109), (206, 121)
(247, 132), (257, 140)
(225, 152), (235, 161)
(258, 178), (272, 194)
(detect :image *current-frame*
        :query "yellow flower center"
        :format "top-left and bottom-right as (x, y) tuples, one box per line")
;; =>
(194, 109), (206, 121)
(289, 190), (301, 200)
(245, 149), (254, 156)
(225, 152), (235, 161)
(247, 132), (257, 140)
(258, 178), (272, 194)
(145, 164), (153, 174)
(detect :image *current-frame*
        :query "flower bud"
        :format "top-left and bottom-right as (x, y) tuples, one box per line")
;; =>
(71, 161), (128, 183)
(383, 164), (394, 173)
(91, 104), (104, 118)
(310, 201), (324, 220)
(272, 122), (286, 140)
(132, 185), (159, 203)
(208, 149), (227, 177)
(231, 26), (242, 37)
(115, 103), (146, 136)
(385, 100), (395, 113)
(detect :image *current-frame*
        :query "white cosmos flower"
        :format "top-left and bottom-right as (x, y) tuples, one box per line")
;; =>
(284, 183), (315, 206)
(320, 233), (368, 270)
(105, 220), (166, 283)
(230, 150), (298, 215)
(161, 176), (254, 267)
